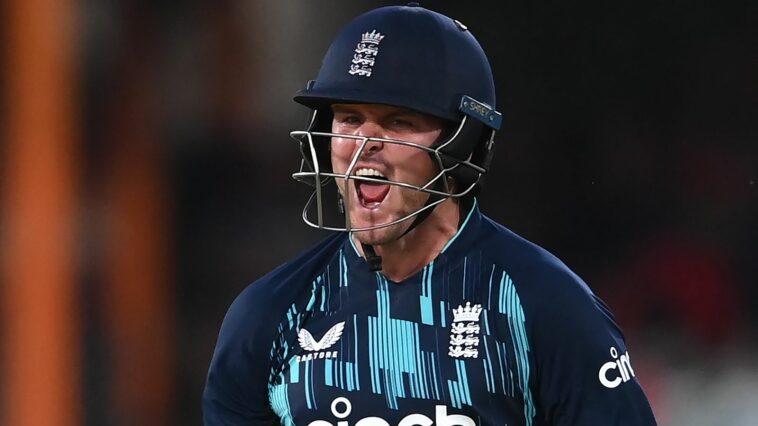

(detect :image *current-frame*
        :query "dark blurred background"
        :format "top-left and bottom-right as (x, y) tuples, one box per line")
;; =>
(1, 0), (756, 425)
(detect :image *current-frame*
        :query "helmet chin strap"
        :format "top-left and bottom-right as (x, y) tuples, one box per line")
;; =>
(360, 242), (384, 272)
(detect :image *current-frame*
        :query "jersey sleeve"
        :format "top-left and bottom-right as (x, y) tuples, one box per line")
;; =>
(202, 283), (280, 425)
(528, 270), (658, 425)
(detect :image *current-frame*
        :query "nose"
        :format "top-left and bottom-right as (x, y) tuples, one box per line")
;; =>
(355, 121), (384, 154)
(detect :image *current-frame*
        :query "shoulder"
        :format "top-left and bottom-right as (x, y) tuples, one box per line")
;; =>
(477, 215), (618, 335)
(204, 232), (348, 410)
(478, 215), (591, 295)
(474, 216), (656, 423)
(220, 232), (348, 339)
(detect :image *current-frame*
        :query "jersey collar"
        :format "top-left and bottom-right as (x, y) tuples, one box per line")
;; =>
(342, 198), (483, 275)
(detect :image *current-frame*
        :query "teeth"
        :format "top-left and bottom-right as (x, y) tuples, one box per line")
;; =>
(354, 168), (385, 178)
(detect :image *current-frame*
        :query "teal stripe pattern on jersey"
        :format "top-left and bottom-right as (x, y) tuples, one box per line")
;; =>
(367, 275), (444, 409)
(445, 359), (472, 408)
(269, 383), (294, 426)
(419, 262), (435, 325)
(499, 271), (536, 426)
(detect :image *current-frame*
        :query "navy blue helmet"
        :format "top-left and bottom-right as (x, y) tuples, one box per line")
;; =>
(291, 3), (501, 232)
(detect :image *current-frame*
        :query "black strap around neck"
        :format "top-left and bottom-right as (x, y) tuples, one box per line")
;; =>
(360, 242), (383, 272)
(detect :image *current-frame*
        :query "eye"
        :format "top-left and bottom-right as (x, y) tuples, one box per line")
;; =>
(389, 117), (416, 131)
(334, 112), (361, 125)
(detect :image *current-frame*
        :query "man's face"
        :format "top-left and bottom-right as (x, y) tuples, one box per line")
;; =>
(330, 103), (445, 245)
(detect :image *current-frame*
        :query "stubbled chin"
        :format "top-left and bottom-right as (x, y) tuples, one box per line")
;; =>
(349, 209), (411, 246)
(352, 227), (395, 246)
(349, 207), (387, 229)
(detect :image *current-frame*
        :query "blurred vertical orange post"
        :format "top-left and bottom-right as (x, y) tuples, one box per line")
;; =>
(1, 0), (82, 425)
(102, 94), (174, 425)
(100, 8), (174, 420)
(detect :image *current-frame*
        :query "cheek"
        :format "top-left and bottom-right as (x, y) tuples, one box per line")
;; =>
(330, 139), (355, 171)
(397, 147), (437, 180)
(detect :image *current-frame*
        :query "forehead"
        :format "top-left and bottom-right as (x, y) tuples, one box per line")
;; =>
(330, 103), (432, 119)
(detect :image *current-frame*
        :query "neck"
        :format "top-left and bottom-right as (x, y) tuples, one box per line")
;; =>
(353, 198), (461, 282)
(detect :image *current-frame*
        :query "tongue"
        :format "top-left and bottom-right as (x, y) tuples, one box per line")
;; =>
(358, 183), (390, 203)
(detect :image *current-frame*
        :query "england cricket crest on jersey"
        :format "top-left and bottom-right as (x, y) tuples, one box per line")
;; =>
(348, 30), (385, 77)
(448, 302), (483, 358)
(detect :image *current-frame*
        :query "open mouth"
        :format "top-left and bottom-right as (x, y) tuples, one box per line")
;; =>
(354, 168), (390, 209)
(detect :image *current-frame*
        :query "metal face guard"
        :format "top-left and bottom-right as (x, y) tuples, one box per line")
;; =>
(290, 118), (485, 232)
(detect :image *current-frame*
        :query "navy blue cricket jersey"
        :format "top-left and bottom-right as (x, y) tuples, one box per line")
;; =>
(203, 202), (657, 425)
